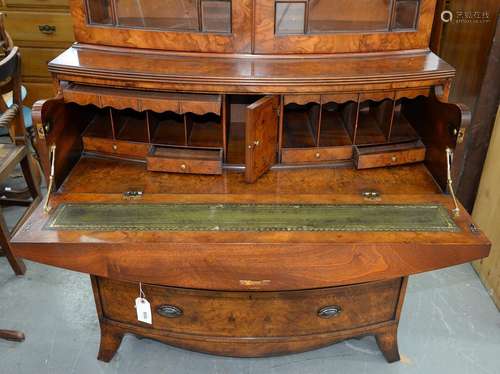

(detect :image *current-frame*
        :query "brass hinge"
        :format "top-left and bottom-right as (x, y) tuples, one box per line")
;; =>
(362, 190), (381, 201)
(35, 121), (52, 140)
(446, 148), (460, 217)
(35, 123), (45, 139)
(123, 190), (144, 200)
(43, 145), (56, 213)
(457, 128), (465, 144)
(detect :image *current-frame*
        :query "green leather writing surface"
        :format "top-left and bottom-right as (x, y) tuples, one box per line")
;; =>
(46, 203), (459, 232)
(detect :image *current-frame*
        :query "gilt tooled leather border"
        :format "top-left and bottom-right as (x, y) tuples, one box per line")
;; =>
(44, 203), (460, 232)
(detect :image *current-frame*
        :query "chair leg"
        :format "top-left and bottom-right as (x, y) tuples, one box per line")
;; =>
(0, 329), (25, 342)
(0, 213), (25, 275)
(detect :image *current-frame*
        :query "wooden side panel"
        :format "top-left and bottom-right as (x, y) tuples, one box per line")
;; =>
(245, 96), (279, 183)
(472, 109), (500, 309)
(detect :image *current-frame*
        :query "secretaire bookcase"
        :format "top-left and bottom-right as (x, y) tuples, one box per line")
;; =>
(11, 0), (490, 363)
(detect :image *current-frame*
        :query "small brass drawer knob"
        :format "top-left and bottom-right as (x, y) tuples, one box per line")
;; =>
(248, 140), (260, 149)
(112, 144), (118, 151)
(318, 305), (342, 319)
(39, 24), (57, 34)
(391, 156), (397, 162)
(157, 305), (183, 318)
(315, 152), (321, 159)
(180, 164), (187, 170)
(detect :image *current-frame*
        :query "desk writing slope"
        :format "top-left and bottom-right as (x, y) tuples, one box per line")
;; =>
(46, 203), (459, 232)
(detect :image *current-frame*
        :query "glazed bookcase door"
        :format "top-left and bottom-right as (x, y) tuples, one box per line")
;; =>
(245, 96), (279, 183)
(255, 0), (435, 54)
(71, 0), (252, 53)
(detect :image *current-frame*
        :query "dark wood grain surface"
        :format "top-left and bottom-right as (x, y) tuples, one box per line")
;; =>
(48, 47), (454, 94)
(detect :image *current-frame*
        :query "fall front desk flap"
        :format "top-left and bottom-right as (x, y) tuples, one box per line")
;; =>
(11, 200), (489, 289)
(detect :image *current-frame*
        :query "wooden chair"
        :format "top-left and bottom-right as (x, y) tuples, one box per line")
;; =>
(0, 13), (40, 205)
(0, 48), (41, 343)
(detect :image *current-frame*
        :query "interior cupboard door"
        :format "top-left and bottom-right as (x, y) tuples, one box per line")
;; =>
(245, 96), (279, 183)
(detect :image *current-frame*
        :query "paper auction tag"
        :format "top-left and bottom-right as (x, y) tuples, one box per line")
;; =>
(135, 297), (152, 324)
(135, 282), (152, 324)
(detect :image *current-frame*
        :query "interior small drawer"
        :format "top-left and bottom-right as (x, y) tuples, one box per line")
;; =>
(281, 146), (353, 164)
(147, 146), (222, 175)
(97, 278), (402, 337)
(354, 140), (426, 169)
(83, 137), (150, 159)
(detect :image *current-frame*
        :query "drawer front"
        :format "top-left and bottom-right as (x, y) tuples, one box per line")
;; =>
(355, 141), (426, 169)
(147, 156), (222, 175)
(147, 155), (222, 175)
(5, 0), (68, 7)
(98, 278), (402, 337)
(20, 47), (62, 78)
(281, 146), (353, 164)
(147, 147), (223, 175)
(5, 11), (73, 43)
(83, 137), (150, 159)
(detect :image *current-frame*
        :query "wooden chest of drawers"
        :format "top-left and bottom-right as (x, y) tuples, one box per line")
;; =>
(94, 276), (405, 358)
(0, 0), (73, 105)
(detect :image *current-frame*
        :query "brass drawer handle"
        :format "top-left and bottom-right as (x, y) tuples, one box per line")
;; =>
(38, 24), (56, 34)
(317, 305), (342, 319)
(157, 305), (183, 318)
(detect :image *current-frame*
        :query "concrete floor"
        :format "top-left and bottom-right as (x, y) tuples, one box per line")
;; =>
(1, 207), (500, 374)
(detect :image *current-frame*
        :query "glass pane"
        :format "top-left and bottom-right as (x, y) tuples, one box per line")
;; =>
(392, 0), (419, 30)
(308, 0), (392, 33)
(87, 0), (113, 25)
(115, 0), (199, 31)
(275, 2), (306, 35)
(202, 0), (231, 33)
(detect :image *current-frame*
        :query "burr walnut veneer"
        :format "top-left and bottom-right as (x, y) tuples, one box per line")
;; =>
(10, 0), (490, 364)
